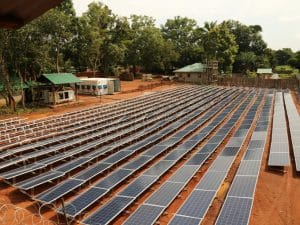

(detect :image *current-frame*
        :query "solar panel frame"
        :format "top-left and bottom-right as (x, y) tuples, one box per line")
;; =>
(227, 176), (257, 198)
(215, 196), (252, 225)
(123, 204), (164, 225)
(168, 165), (199, 183)
(185, 153), (209, 166)
(95, 169), (133, 189)
(195, 171), (227, 191)
(169, 215), (201, 225)
(236, 160), (261, 176)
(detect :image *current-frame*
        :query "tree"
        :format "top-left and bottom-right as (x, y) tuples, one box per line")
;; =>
(161, 16), (204, 68)
(275, 48), (294, 65)
(202, 23), (238, 72)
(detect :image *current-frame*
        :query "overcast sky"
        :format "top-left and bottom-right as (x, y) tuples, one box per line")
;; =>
(73, 0), (300, 51)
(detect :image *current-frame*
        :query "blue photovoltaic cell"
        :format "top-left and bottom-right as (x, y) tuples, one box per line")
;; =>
(123, 156), (152, 170)
(62, 187), (108, 217)
(144, 160), (174, 176)
(198, 143), (218, 153)
(95, 169), (133, 189)
(83, 196), (134, 225)
(236, 160), (261, 176)
(37, 179), (84, 203)
(190, 133), (207, 141)
(119, 175), (157, 198)
(220, 147), (240, 157)
(216, 197), (252, 225)
(177, 190), (215, 218)
(75, 163), (111, 180)
(159, 138), (180, 146)
(145, 182), (184, 206)
(248, 140), (265, 149)
(124, 204), (164, 225)
(177, 140), (198, 151)
(209, 135), (225, 144)
(56, 157), (91, 173)
(185, 153), (209, 166)
(195, 171), (227, 191)
(169, 215), (201, 225)
(103, 151), (132, 164)
(143, 145), (169, 157)
(243, 149), (263, 160)
(209, 156), (234, 172)
(164, 150), (188, 160)
(169, 165), (198, 183)
(228, 176), (256, 198)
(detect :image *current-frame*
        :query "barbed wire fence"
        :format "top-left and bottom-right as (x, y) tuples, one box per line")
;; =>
(0, 198), (64, 225)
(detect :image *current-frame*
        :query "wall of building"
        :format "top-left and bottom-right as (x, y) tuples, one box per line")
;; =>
(175, 72), (209, 84)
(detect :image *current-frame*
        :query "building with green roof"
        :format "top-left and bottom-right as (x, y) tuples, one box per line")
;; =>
(174, 63), (209, 83)
(257, 68), (273, 78)
(31, 73), (81, 105)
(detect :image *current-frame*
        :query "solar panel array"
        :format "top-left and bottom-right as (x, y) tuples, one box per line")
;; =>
(168, 90), (266, 225)
(216, 92), (273, 225)
(0, 86), (286, 225)
(268, 91), (290, 167)
(124, 91), (252, 225)
(284, 92), (300, 171)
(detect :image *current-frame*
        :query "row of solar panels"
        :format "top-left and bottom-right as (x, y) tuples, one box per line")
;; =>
(268, 91), (290, 167)
(0, 87), (221, 180)
(216, 91), (273, 225)
(284, 92), (300, 171)
(80, 89), (251, 225)
(30, 88), (234, 206)
(122, 89), (254, 225)
(167, 90), (266, 225)
(0, 86), (197, 146)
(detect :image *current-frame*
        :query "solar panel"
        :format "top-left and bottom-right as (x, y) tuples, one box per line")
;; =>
(237, 160), (261, 176)
(159, 138), (180, 146)
(169, 215), (201, 225)
(209, 156), (234, 172)
(95, 169), (133, 189)
(17, 171), (64, 190)
(233, 129), (248, 137)
(185, 153), (209, 166)
(177, 190), (215, 218)
(220, 147), (240, 157)
(227, 176), (256, 198)
(143, 145), (169, 157)
(209, 135), (225, 144)
(62, 187), (108, 217)
(103, 151), (132, 164)
(177, 140), (198, 151)
(119, 175), (157, 198)
(164, 150), (188, 160)
(268, 153), (290, 166)
(269, 142), (289, 153)
(56, 157), (91, 173)
(243, 149), (263, 160)
(254, 126), (268, 131)
(123, 156), (152, 170)
(226, 137), (244, 147)
(251, 132), (267, 140)
(168, 166), (199, 183)
(75, 163), (111, 181)
(216, 197), (252, 225)
(0, 163), (46, 179)
(144, 160), (174, 177)
(145, 182), (184, 207)
(36, 179), (84, 203)
(190, 133), (207, 141)
(198, 143), (218, 154)
(82, 196), (135, 225)
(123, 204), (164, 225)
(248, 140), (265, 149)
(173, 130), (191, 139)
(195, 171), (227, 191)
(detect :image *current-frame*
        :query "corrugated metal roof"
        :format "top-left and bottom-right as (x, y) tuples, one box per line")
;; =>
(257, 68), (272, 74)
(174, 63), (206, 73)
(42, 73), (82, 85)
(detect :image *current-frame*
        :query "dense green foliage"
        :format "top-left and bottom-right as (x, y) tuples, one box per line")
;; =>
(0, 1), (300, 110)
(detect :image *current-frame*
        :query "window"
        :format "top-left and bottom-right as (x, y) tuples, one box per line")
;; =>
(87, 85), (91, 90)
(92, 85), (96, 90)
(64, 92), (69, 99)
(187, 73), (190, 78)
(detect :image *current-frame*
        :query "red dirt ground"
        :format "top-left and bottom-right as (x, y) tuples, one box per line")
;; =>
(0, 84), (299, 225)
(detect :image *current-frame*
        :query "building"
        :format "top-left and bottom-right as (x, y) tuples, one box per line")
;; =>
(31, 73), (81, 105)
(257, 68), (273, 78)
(174, 63), (208, 83)
(78, 77), (121, 96)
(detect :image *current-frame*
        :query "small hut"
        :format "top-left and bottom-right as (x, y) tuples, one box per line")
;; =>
(174, 63), (208, 83)
(257, 68), (273, 78)
(31, 73), (81, 105)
